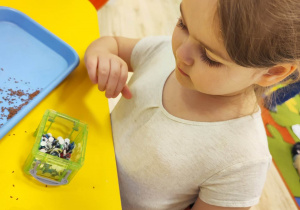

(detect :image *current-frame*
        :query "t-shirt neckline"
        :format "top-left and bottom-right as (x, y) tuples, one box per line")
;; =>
(158, 68), (261, 126)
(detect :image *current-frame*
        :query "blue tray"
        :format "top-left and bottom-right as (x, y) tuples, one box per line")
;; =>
(0, 7), (79, 140)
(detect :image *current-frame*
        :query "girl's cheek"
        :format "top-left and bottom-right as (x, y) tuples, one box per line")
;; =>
(172, 30), (180, 55)
(172, 28), (185, 53)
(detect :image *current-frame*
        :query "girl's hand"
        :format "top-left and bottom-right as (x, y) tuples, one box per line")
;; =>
(85, 52), (132, 99)
(85, 36), (139, 99)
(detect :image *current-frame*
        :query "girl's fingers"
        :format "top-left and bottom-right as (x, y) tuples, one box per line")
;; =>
(105, 59), (121, 98)
(85, 56), (98, 84)
(112, 63), (128, 98)
(88, 54), (132, 99)
(121, 85), (132, 99)
(97, 57), (110, 91)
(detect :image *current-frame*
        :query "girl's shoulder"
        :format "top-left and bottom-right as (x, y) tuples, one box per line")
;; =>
(131, 36), (172, 69)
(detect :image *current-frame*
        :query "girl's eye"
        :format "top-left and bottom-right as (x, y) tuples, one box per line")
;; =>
(200, 47), (222, 68)
(176, 17), (222, 68)
(177, 17), (187, 30)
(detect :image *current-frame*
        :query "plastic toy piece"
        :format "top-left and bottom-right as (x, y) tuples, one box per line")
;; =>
(30, 160), (71, 185)
(292, 142), (300, 176)
(23, 109), (88, 185)
(89, 0), (108, 10)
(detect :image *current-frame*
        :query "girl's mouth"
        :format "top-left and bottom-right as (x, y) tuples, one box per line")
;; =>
(178, 67), (189, 77)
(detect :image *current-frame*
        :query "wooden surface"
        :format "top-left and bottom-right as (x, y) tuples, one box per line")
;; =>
(97, 0), (299, 209)
(252, 162), (298, 210)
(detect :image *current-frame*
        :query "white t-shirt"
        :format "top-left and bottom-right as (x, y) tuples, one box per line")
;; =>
(111, 36), (272, 210)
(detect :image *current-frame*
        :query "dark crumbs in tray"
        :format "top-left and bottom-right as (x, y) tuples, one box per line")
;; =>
(0, 68), (41, 128)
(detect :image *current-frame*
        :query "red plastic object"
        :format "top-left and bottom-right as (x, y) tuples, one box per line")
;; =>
(89, 0), (108, 10)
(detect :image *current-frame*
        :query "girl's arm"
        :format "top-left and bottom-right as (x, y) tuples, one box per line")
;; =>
(191, 197), (251, 210)
(84, 36), (139, 99)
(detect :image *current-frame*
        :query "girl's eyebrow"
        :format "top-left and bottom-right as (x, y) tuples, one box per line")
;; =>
(179, 3), (232, 63)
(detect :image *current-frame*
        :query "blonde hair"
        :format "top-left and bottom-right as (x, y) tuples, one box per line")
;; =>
(217, 0), (300, 104)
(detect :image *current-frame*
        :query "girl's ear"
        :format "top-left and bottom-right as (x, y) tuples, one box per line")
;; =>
(257, 64), (297, 87)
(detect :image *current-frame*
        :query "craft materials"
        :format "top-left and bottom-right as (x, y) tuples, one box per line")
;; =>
(24, 110), (88, 185)
(0, 72), (41, 128)
(39, 133), (75, 160)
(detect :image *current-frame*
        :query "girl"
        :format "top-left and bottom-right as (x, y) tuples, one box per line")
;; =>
(84, 0), (299, 209)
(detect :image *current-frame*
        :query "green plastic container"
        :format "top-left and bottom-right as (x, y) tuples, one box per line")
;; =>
(24, 109), (88, 185)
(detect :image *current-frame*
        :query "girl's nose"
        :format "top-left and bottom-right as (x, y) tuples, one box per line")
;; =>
(176, 41), (194, 66)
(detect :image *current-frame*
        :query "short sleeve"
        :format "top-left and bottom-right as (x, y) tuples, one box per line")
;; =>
(130, 36), (172, 72)
(199, 158), (272, 208)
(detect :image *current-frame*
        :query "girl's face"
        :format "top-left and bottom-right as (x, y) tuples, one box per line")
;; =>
(172, 0), (267, 96)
